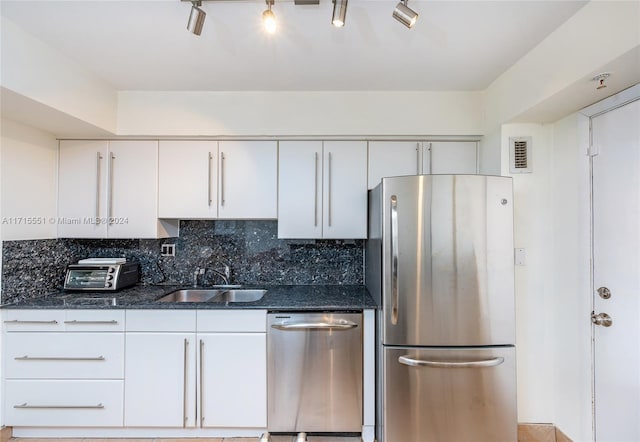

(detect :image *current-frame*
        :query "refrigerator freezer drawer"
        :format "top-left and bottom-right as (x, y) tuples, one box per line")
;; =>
(381, 346), (516, 442)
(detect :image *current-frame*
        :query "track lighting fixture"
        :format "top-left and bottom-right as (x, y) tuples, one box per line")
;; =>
(187, 0), (206, 35)
(332, 0), (348, 27)
(393, 0), (418, 28)
(263, 0), (277, 34)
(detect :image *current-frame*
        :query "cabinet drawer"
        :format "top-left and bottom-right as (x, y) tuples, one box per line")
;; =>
(5, 380), (124, 427)
(5, 333), (124, 379)
(3, 310), (65, 331)
(126, 309), (196, 332)
(64, 310), (125, 331)
(197, 309), (266, 332)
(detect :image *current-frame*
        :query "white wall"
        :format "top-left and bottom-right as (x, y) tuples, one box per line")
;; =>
(0, 17), (118, 134)
(117, 90), (484, 137)
(1, 118), (58, 240)
(501, 115), (592, 440)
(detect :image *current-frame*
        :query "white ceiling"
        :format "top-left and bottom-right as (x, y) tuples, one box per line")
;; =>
(0, 0), (588, 92)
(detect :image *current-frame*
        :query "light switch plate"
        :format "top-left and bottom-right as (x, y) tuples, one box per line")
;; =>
(161, 243), (176, 257)
(514, 248), (526, 266)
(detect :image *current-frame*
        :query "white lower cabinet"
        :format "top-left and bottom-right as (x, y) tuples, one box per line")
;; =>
(199, 333), (267, 428)
(123, 309), (267, 430)
(124, 333), (196, 427)
(5, 380), (124, 427)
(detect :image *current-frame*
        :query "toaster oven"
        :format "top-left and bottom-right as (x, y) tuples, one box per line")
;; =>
(64, 261), (140, 291)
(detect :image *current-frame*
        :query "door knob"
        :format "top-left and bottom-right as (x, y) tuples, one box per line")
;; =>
(591, 312), (613, 327)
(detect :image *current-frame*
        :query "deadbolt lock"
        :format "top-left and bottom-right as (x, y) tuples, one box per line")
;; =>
(591, 312), (613, 327)
(597, 287), (611, 299)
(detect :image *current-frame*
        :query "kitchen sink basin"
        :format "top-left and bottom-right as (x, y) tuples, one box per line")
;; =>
(210, 289), (266, 303)
(156, 289), (266, 303)
(157, 290), (218, 303)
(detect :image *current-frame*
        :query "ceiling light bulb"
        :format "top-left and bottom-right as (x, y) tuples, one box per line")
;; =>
(263, 4), (277, 34)
(332, 0), (348, 27)
(393, 0), (418, 29)
(187, 1), (206, 36)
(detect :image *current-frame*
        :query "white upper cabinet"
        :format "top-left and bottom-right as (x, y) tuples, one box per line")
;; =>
(278, 141), (323, 238)
(278, 141), (367, 239)
(368, 141), (421, 189)
(158, 140), (218, 219)
(58, 140), (178, 239)
(423, 141), (478, 174)
(217, 141), (278, 219)
(368, 141), (478, 189)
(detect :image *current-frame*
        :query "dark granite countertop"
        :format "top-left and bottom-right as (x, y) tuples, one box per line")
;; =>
(0, 284), (378, 311)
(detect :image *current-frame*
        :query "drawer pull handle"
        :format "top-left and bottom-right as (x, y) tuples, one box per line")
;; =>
(4, 320), (58, 324)
(15, 355), (105, 361)
(271, 321), (358, 331)
(64, 320), (119, 325)
(398, 355), (505, 368)
(14, 403), (104, 409)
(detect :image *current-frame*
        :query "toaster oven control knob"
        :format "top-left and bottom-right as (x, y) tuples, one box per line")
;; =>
(107, 274), (114, 281)
(108, 267), (116, 273)
(106, 282), (113, 288)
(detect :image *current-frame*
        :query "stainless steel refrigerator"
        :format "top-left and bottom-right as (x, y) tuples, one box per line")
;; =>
(366, 174), (517, 442)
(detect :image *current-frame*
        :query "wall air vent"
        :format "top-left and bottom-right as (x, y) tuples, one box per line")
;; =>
(509, 136), (532, 174)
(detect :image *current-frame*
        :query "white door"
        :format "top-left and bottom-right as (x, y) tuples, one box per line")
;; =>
(218, 141), (278, 219)
(158, 140), (218, 219)
(368, 141), (421, 189)
(591, 98), (640, 442)
(322, 141), (367, 239)
(58, 140), (109, 238)
(423, 141), (478, 174)
(278, 141), (323, 238)
(107, 140), (159, 238)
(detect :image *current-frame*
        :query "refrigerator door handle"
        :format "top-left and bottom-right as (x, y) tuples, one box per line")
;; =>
(398, 355), (505, 368)
(390, 194), (399, 325)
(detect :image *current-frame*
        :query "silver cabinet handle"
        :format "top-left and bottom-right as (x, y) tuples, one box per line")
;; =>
(15, 355), (105, 361)
(4, 320), (58, 324)
(199, 339), (204, 427)
(416, 142), (420, 174)
(14, 403), (104, 409)
(183, 338), (189, 428)
(327, 151), (332, 227)
(96, 151), (103, 222)
(314, 152), (319, 227)
(271, 321), (358, 331)
(108, 152), (115, 222)
(64, 320), (118, 325)
(428, 142), (433, 174)
(390, 195), (399, 325)
(208, 151), (213, 206)
(398, 356), (505, 368)
(220, 152), (226, 206)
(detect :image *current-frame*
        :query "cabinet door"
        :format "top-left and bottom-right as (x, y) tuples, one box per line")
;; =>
(58, 140), (108, 238)
(278, 141), (323, 238)
(124, 333), (196, 427)
(322, 141), (367, 239)
(368, 141), (421, 189)
(199, 333), (267, 428)
(218, 141), (277, 219)
(158, 140), (218, 219)
(107, 140), (159, 238)
(423, 141), (478, 174)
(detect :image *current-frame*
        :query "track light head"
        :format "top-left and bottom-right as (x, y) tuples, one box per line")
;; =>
(393, 0), (418, 28)
(263, 0), (277, 34)
(187, 0), (206, 35)
(332, 0), (348, 27)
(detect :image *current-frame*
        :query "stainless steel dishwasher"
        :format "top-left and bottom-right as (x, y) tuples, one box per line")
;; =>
(267, 312), (363, 435)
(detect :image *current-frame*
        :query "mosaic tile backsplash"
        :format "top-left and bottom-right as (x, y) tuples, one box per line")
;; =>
(1, 221), (364, 304)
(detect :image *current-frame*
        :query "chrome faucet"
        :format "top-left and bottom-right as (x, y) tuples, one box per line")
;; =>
(210, 262), (231, 285)
(193, 267), (205, 287)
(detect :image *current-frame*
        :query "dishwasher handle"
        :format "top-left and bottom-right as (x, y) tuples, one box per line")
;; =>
(271, 321), (358, 331)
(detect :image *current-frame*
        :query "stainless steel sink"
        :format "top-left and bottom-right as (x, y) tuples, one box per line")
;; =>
(210, 289), (266, 303)
(157, 290), (218, 303)
(157, 288), (266, 303)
